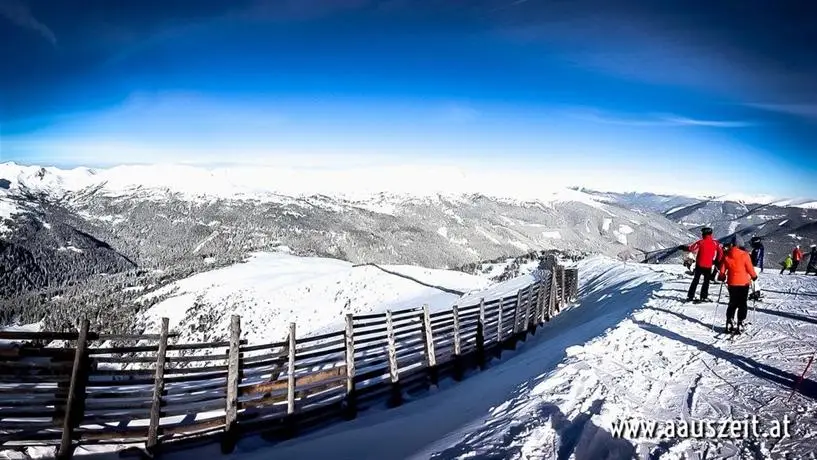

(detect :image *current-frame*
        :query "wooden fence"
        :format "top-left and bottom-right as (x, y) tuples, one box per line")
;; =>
(0, 267), (579, 459)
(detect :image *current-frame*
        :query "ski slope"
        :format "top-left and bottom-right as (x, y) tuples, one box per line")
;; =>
(421, 261), (817, 459)
(16, 257), (817, 460)
(136, 251), (493, 345)
(141, 257), (814, 460)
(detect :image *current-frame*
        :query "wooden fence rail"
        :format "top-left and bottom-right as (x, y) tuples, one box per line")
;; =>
(0, 266), (578, 459)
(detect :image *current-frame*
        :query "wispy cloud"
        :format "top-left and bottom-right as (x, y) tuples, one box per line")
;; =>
(659, 115), (755, 128)
(745, 103), (817, 120)
(569, 108), (754, 128)
(0, 0), (56, 45)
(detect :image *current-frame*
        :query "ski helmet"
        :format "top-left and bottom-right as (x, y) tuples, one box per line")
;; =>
(701, 227), (713, 236)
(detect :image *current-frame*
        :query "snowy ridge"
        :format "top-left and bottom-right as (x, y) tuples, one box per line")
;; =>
(0, 162), (608, 207)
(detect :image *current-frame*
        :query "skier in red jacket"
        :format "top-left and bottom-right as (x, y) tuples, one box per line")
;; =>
(790, 246), (803, 274)
(686, 227), (723, 302)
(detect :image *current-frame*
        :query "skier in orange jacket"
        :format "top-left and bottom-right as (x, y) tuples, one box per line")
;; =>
(718, 235), (757, 334)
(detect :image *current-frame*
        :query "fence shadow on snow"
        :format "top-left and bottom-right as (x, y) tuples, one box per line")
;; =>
(0, 267), (579, 459)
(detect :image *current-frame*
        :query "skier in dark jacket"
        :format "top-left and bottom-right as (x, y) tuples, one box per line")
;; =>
(748, 236), (764, 300)
(807, 245), (817, 275)
(750, 236), (764, 272)
(685, 227), (722, 302)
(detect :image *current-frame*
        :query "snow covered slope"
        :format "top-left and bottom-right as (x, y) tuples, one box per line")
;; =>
(135, 251), (493, 344)
(422, 260), (817, 459)
(147, 257), (815, 460)
(21, 257), (817, 460)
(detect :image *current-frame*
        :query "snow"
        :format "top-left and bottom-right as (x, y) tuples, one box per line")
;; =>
(666, 204), (688, 214)
(57, 245), (84, 253)
(0, 196), (18, 234)
(192, 231), (219, 254)
(0, 161), (610, 210)
(0, 322), (43, 347)
(613, 225), (633, 245)
(711, 193), (779, 205)
(137, 252), (492, 344)
(436, 227), (448, 238)
(507, 239), (530, 251)
(162, 256), (814, 460)
(728, 221), (740, 234)
(475, 226), (501, 245)
(541, 230), (562, 239)
(10, 257), (817, 459)
(779, 219), (790, 226)
(602, 218), (613, 232)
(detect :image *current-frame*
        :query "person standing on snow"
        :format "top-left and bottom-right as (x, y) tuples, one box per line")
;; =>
(748, 236), (764, 300)
(791, 245), (803, 274)
(780, 254), (793, 274)
(686, 227), (722, 302)
(718, 236), (758, 334)
(806, 245), (817, 275)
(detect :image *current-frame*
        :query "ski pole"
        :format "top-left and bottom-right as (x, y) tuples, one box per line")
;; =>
(788, 351), (815, 402)
(750, 280), (757, 323)
(711, 282), (724, 332)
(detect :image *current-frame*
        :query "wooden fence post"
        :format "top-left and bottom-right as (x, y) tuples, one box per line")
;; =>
(523, 285), (534, 336)
(284, 321), (297, 436)
(452, 303), (463, 380)
(221, 315), (241, 453)
(559, 265), (566, 312)
(421, 304), (438, 386)
(536, 279), (546, 326)
(385, 310), (402, 407)
(56, 319), (89, 460)
(147, 317), (170, 454)
(512, 289), (523, 336)
(549, 271), (558, 318)
(495, 295), (504, 345)
(476, 298), (486, 370)
(507, 290), (523, 349)
(343, 314), (357, 420)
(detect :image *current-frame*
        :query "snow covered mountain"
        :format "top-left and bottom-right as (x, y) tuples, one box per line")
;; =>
(0, 162), (691, 334)
(582, 189), (817, 265)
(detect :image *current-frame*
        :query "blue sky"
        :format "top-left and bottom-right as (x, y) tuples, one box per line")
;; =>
(1, 0), (816, 197)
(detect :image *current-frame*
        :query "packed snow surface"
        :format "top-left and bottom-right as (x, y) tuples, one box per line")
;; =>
(137, 252), (492, 344)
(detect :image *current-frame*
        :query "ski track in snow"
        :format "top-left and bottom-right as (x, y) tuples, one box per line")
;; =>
(422, 260), (817, 460)
(18, 257), (817, 460)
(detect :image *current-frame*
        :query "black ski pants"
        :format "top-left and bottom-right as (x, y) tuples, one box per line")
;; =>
(687, 265), (711, 300)
(790, 261), (800, 274)
(726, 285), (750, 325)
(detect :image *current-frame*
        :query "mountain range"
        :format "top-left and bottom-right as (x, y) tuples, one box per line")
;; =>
(1, 162), (814, 335)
